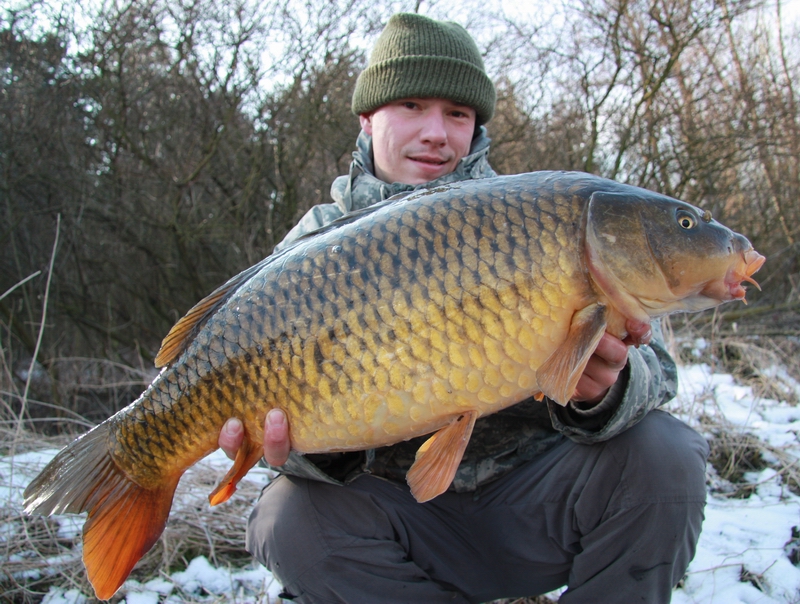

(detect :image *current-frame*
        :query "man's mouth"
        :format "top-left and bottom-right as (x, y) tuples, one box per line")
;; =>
(409, 155), (449, 166)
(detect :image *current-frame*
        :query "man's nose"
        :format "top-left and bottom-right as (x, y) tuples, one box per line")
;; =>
(419, 111), (448, 145)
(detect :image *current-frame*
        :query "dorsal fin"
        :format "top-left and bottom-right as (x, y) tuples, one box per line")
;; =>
(154, 256), (273, 368)
(154, 189), (425, 368)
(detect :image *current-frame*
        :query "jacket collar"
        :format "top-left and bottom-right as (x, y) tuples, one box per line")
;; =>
(331, 126), (496, 212)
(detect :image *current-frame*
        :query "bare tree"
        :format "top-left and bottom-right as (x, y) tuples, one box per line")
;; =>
(2, 0), (798, 421)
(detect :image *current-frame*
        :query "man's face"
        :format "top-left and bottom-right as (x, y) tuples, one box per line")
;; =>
(359, 98), (477, 185)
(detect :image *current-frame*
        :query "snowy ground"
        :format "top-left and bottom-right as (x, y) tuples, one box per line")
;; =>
(668, 354), (800, 604)
(3, 343), (800, 603)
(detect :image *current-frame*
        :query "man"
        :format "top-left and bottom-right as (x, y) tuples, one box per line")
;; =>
(219, 13), (708, 603)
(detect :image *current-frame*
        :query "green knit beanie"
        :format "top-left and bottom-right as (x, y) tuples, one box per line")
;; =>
(352, 13), (496, 125)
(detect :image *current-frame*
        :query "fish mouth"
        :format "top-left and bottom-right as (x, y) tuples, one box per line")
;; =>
(728, 249), (766, 302)
(704, 248), (766, 303)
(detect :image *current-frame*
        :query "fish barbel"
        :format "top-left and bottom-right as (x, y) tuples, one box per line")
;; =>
(24, 171), (765, 599)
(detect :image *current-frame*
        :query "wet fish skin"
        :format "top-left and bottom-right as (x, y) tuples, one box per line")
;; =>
(113, 173), (594, 485)
(22, 171), (764, 599)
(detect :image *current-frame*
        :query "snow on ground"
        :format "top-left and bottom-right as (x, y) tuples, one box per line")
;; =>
(667, 345), (800, 604)
(3, 347), (800, 603)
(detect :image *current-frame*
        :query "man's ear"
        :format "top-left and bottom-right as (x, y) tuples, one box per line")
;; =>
(359, 113), (373, 135)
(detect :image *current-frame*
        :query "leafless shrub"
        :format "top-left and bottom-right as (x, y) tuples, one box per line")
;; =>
(706, 430), (768, 498)
(4, 0), (798, 385)
(668, 319), (800, 499)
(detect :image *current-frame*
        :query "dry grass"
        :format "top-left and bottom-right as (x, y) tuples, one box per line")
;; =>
(666, 315), (800, 499)
(0, 432), (83, 603)
(670, 314), (800, 400)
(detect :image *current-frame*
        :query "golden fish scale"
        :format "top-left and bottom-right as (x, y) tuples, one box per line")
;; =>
(109, 178), (595, 486)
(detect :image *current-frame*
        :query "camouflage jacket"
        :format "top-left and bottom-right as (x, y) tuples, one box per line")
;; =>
(270, 128), (678, 492)
(274, 129), (498, 252)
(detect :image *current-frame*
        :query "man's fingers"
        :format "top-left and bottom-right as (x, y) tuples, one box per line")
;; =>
(263, 408), (291, 467)
(592, 333), (629, 370)
(570, 334), (628, 403)
(624, 320), (652, 347)
(572, 370), (604, 403)
(219, 417), (244, 460)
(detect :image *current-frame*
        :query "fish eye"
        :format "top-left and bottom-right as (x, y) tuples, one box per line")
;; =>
(676, 210), (697, 230)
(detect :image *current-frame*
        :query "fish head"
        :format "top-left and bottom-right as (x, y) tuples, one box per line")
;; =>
(585, 190), (765, 320)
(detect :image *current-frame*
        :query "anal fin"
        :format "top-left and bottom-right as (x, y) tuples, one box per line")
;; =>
(209, 435), (264, 506)
(406, 411), (478, 503)
(537, 303), (608, 406)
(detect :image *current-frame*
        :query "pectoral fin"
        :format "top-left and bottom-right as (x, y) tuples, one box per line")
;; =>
(209, 435), (264, 506)
(536, 303), (608, 406)
(406, 410), (478, 503)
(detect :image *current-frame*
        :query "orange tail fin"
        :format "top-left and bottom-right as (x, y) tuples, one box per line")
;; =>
(23, 423), (180, 600)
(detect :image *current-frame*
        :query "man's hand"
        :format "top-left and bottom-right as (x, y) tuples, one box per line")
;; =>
(570, 320), (652, 405)
(218, 409), (291, 467)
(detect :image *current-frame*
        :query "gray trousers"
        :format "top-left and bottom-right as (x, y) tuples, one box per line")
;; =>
(246, 410), (708, 603)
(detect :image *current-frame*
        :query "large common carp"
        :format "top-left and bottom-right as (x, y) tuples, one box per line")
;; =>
(24, 171), (764, 599)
